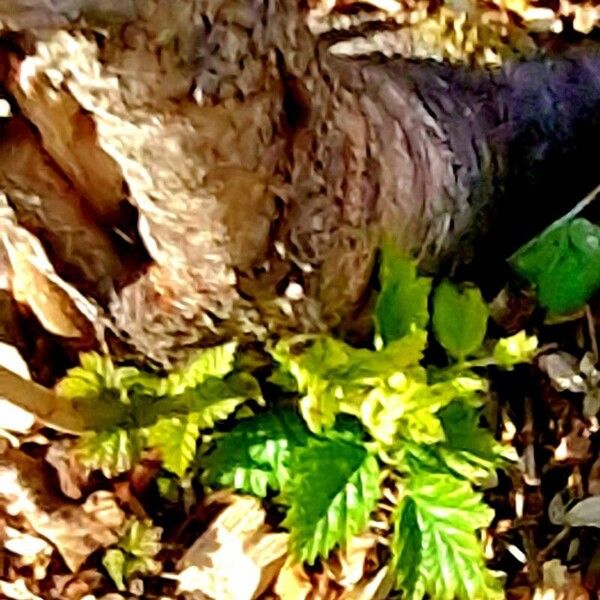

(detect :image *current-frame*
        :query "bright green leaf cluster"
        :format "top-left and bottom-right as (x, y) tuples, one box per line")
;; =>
(493, 330), (538, 369)
(102, 519), (162, 591)
(59, 344), (261, 478)
(60, 243), (538, 600)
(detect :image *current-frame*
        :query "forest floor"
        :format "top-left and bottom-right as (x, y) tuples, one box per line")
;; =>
(0, 249), (599, 600)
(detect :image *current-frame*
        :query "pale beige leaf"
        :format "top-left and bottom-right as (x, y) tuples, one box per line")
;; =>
(0, 341), (34, 433)
(333, 534), (377, 588)
(177, 495), (287, 600)
(0, 578), (43, 600)
(273, 556), (312, 600)
(339, 567), (394, 600)
(4, 527), (51, 558)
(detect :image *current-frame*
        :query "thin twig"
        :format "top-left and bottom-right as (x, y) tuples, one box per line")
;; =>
(586, 304), (599, 364)
(538, 526), (572, 560)
(554, 182), (600, 229)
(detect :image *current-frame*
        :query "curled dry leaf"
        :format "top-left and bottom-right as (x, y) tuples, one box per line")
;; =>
(538, 353), (586, 393)
(176, 495), (288, 600)
(0, 193), (102, 342)
(45, 439), (91, 500)
(564, 497), (600, 528)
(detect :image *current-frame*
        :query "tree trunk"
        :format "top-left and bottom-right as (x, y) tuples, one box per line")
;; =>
(0, 0), (599, 368)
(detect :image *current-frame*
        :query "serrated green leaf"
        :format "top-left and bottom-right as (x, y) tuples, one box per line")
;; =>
(406, 472), (502, 600)
(189, 373), (261, 428)
(76, 428), (143, 477)
(509, 218), (600, 315)
(102, 548), (126, 590)
(282, 437), (380, 564)
(432, 281), (489, 361)
(118, 519), (162, 559)
(201, 410), (312, 497)
(392, 497), (423, 598)
(146, 415), (199, 477)
(375, 243), (432, 345)
(107, 519), (162, 584)
(56, 353), (142, 430)
(167, 342), (237, 394)
(438, 401), (513, 484)
(493, 331), (538, 369)
(57, 352), (141, 403)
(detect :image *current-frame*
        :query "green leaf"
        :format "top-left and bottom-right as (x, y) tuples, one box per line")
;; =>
(201, 410), (312, 497)
(102, 548), (126, 591)
(167, 342), (238, 394)
(189, 373), (261, 428)
(432, 281), (489, 361)
(57, 352), (141, 403)
(118, 519), (162, 559)
(392, 497), (423, 598)
(405, 472), (502, 600)
(509, 218), (600, 315)
(438, 401), (514, 484)
(281, 437), (380, 564)
(109, 519), (162, 582)
(375, 244), (432, 345)
(146, 415), (199, 477)
(272, 330), (426, 434)
(156, 476), (179, 502)
(75, 428), (142, 477)
(493, 331), (538, 369)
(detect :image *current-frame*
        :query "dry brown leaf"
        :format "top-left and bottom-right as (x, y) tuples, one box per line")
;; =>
(50, 569), (103, 600)
(0, 192), (103, 342)
(45, 439), (91, 500)
(176, 495), (288, 600)
(554, 421), (591, 463)
(0, 117), (127, 293)
(0, 450), (125, 571)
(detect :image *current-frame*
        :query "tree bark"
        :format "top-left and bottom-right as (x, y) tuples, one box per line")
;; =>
(0, 0), (599, 367)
